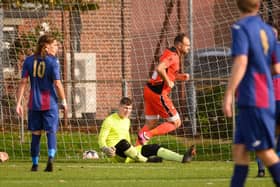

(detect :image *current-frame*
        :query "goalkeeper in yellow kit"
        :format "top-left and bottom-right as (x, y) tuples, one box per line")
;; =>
(98, 97), (196, 163)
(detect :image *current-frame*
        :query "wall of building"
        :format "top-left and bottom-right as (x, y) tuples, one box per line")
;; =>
(5, 0), (280, 121)
(8, 1), (132, 119)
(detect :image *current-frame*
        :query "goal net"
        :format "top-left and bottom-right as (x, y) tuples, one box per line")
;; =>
(0, 0), (278, 161)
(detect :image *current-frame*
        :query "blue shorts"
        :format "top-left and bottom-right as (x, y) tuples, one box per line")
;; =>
(234, 107), (275, 151)
(28, 107), (59, 133)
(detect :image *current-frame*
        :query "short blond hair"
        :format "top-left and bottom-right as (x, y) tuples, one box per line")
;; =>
(236, 0), (260, 13)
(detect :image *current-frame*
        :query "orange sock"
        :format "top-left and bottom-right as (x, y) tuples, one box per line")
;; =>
(138, 125), (150, 134)
(147, 122), (176, 137)
(135, 125), (151, 146)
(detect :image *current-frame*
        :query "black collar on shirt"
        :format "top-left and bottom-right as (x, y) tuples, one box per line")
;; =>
(169, 46), (178, 54)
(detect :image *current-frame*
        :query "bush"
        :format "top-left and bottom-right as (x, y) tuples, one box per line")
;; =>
(196, 85), (233, 139)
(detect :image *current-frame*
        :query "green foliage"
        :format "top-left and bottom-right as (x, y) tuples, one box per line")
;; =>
(1, 132), (233, 161)
(1, 0), (99, 11)
(196, 85), (233, 139)
(147, 135), (187, 154)
(1, 132), (100, 161)
(13, 21), (62, 56)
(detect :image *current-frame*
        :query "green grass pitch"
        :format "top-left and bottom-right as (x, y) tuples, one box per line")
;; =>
(0, 161), (274, 187)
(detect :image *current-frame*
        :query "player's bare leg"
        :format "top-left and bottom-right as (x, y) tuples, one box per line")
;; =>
(256, 149), (280, 185)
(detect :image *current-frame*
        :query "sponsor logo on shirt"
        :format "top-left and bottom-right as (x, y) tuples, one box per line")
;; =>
(232, 24), (240, 30)
(252, 140), (261, 147)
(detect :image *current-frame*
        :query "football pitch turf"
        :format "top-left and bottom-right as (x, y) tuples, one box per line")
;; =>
(0, 161), (274, 187)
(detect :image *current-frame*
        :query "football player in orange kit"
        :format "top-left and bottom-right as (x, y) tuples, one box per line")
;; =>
(137, 33), (191, 146)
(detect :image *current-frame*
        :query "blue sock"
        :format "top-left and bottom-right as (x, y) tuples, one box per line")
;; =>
(230, 164), (248, 187)
(32, 157), (39, 166)
(268, 162), (280, 186)
(48, 149), (56, 158)
(276, 136), (280, 157)
(47, 132), (57, 158)
(31, 134), (41, 165)
(256, 157), (265, 170)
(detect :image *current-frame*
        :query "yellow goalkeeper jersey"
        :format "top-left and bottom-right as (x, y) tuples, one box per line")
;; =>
(98, 112), (131, 148)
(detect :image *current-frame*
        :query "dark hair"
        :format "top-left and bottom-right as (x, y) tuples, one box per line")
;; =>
(120, 97), (132, 106)
(174, 33), (187, 45)
(35, 34), (56, 58)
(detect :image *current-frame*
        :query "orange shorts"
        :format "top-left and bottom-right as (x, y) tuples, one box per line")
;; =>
(143, 85), (179, 121)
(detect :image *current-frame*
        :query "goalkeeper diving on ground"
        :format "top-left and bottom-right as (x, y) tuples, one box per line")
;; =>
(98, 97), (196, 163)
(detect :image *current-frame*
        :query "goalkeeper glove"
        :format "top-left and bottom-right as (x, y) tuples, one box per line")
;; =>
(61, 99), (67, 109)
(101, 146), (116, 157)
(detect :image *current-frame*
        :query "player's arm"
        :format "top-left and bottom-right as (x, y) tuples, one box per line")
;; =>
(125, 133), (131, 144)
(271, 43), (280, 74)
(272, 64), (280, 75)
(175, 73), (189, 81)
(156, 61), (174, 88)
(53, 59), (67, 111)
(54, 80), (67, 110)
(126, 120), (132, 143)
(223, 24), (248, 117)
(98, 119), (111, 148)
(16, 59), (29, 117)
(223, 55), (248, 117)
(98, 119), (116, 157)
(16, 77), (28, 117)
